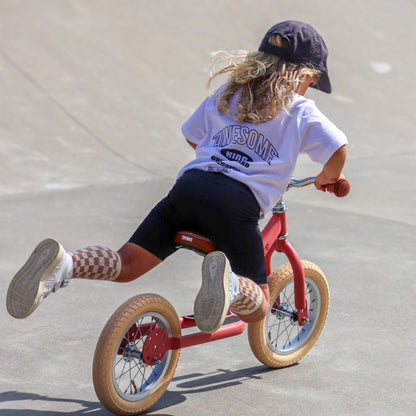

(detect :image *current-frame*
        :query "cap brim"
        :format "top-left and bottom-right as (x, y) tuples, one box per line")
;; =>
(314, 72), (331, 94)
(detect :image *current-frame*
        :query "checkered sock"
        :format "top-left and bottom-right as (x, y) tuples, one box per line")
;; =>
(230, 277), (263, 315)
(70, 246), (121, 281)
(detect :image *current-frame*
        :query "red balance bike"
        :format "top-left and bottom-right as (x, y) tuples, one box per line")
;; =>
(92, 176), (350, 415)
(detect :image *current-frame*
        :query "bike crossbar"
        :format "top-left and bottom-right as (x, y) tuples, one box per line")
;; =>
(134, 313), (245, 365)
(170, 314), (245, 349)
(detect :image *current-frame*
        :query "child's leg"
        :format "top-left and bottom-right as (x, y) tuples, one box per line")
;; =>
(71, 246), (121, 281)
(6, 239), (161, 319)
(194, 251), (269, 333)
(230, 279), (269, 323)
(7, 191), (177, 319)
(71, 242), (161, 282)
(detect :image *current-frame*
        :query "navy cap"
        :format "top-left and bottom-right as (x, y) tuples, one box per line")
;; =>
(258, 21), (331, 93)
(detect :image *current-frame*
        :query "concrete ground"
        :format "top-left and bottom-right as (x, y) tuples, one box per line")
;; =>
(0, 1), (415, 415)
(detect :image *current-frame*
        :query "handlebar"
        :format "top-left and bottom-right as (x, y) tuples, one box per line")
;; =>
(288, 177), (350, 197)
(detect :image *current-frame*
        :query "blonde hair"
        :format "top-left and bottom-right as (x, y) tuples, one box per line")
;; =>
(208, 35), (321, 124)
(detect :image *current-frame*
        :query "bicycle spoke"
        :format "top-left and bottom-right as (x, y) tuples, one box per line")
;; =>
(116, 359), (129, 384)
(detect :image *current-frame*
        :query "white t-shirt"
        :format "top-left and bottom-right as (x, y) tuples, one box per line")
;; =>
(179, 89), (348, 216)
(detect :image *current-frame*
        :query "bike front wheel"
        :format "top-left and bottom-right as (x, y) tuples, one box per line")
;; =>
(248, 261), (329, 368)
(93, 293), (181, 415)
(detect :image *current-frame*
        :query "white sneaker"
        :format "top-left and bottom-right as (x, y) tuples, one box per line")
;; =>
(6, 238), (73, 319)
(194, 251), (240, 333)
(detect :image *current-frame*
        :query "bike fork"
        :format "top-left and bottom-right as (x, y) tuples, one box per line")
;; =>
(264, 231), (309, 325)
(276, 238), (309, 325)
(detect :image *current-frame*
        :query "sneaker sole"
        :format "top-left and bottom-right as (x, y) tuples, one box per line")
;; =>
(6, 239), (64, 319)
(194, 251), (230, 333)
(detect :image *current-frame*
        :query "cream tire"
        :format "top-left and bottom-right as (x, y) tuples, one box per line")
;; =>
(248, 261), (329, 368)
(93, 294), (181, 415)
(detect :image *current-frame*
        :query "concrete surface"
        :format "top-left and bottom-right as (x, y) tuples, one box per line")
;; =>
(0, 1), (415, 415)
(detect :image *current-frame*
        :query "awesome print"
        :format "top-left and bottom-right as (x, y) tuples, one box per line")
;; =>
(211, 125), (279, 167)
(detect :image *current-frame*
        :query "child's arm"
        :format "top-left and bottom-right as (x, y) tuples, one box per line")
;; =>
(315, 145), (347, 192)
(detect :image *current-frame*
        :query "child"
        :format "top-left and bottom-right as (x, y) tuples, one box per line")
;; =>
(6, 20), (347, 333)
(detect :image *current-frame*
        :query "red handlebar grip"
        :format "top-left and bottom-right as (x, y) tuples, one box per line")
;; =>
(326, 179), (350, 197)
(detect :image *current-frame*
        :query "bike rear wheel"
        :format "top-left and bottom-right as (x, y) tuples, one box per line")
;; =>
(248, 261), (329, 368)
(93, 293), (181, 415)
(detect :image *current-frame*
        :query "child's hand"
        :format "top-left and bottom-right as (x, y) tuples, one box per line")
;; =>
(314, 172), (345, 193)
(315, 145), (347, 193)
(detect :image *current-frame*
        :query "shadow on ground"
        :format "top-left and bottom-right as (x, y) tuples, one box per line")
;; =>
(0, 365), (280, 415)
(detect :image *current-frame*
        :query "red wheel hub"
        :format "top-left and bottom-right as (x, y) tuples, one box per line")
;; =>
(142, 327), (169, 365)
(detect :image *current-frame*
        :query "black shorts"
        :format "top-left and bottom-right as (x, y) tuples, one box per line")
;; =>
(129, 169), (267, 284)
